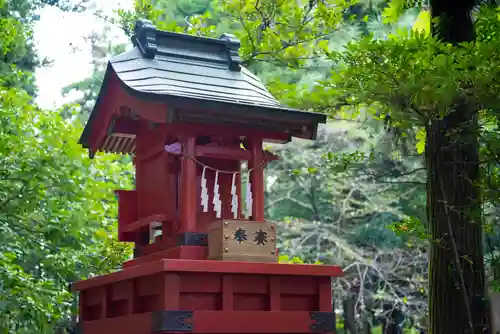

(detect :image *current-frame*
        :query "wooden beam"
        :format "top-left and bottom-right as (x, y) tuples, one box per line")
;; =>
(196, 145), (249, 160)
(165, 122), (290, 143)
(196, 146), (279, 162)
(120, 214), (173, 237)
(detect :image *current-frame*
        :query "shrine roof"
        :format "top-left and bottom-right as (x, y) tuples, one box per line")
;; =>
(110, 31), (278, 107)
(79, 20), (327, 149)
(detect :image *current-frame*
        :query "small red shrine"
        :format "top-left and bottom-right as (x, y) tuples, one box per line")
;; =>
(72, 19), (343, 334)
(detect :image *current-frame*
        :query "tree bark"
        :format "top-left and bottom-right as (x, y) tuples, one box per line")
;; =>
(427, 1), (489, 332)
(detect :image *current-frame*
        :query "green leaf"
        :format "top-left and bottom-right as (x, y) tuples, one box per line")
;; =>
(382, 0), (406, 24)
(415, 128), (426, 154)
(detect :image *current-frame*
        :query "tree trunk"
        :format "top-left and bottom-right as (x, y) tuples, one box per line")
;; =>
(342, 296), (357, 334)
(427, 1), (489, 333)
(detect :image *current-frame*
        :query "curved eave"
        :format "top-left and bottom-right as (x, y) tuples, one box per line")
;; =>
(79, 63), (115, 149)
(80, 64), (327, 149)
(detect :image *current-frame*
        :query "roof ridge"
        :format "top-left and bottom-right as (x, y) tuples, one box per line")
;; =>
(131, 19), (242, 72)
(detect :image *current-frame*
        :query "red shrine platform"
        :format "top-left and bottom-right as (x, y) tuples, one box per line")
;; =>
(73, 259), (342, 334)
(71, 19), (343, 334)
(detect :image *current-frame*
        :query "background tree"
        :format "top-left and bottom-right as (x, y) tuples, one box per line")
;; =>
(426, 0), (487, 332)
(1, 0), (90, 95)
(0, 0), (133, 331)
(328, 1), (499, 332)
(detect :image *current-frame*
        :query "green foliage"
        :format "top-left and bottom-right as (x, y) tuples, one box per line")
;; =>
(325, 5), (500, 145)
(149, 0), (214, 25)
(266, 122), (425, 261)
(0, 81), (134, 333)
(278, 254), (317, 264)
(0, 0), (38, 94)
(1, 0), (86, 95)
(217, 0), (352, 65)
(325, 4), (500, 304)
(389, 216), (430, 242)
(0, 2), (23, 56)
(381, 0), (407, 23)
(0, 2), (134, 331)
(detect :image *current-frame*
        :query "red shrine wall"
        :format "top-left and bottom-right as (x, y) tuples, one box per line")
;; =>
(135, 131), (173, 220)
(116, 190), (137, 241)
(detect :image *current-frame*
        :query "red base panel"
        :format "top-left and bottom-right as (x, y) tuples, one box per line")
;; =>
(77, 310), (335, 334)
(72, 259), (342, 334)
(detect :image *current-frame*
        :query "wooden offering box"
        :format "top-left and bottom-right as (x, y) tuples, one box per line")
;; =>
(208, 220), (277, 262)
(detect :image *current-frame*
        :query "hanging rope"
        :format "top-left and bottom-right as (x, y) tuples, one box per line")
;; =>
(188, 155), (268, 175)
(164, 142), (269, 174)
(185, 153), (269, 219)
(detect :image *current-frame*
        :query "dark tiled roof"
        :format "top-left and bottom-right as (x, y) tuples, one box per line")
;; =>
(112, 21), (280, 107)
(79, 20), (327, 149)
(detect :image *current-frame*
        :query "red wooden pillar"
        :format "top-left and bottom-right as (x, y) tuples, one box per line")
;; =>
(249, 137), (265, 221)
(180, 136), (197, 232)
